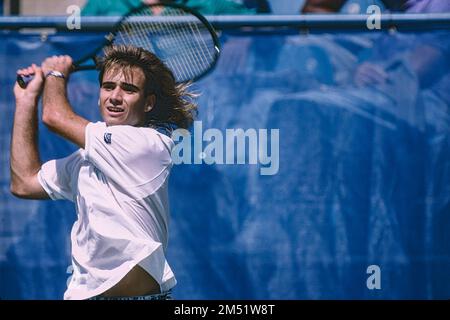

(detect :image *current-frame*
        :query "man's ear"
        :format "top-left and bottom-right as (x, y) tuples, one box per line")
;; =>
(144, 94), (156, 113)
(98, 98), (100, 107)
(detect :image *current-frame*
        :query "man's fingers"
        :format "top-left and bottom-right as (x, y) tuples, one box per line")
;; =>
(364, 67), (387, 84)
(17, 64), (41, 74)
(31, 64), (43, 78)
(41, 55), (73, 77)
(65, 55), (73, 65)
(362, 63), (388, 79)
(43, 55), (72, 64)
(355, 63), (389, 86)
(17, 68), (30, 76)
(15, 63), (46, 91)
(32, 64), (40, 72)
(370, 66), (388, 80)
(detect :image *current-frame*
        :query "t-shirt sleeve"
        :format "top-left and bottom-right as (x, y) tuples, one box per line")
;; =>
(37, 150), (84, 201)
(84, 122), (173, 193)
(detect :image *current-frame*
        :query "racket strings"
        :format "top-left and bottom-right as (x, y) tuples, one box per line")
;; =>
(145, 7), (211, 73)
(163, 11), (204, 73)
(114, 5), (217, 82)
(142, 8), (195, 80)
(120, 17), (193, 80)
(142, 7), (211, 80)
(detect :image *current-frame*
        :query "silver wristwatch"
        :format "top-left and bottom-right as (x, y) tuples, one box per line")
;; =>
(45, 70), (65, 80)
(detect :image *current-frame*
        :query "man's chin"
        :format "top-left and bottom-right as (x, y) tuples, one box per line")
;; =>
(104, 118), (125, 127)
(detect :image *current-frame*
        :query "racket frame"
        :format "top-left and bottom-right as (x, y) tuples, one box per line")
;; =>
(17, 2), (221, 87)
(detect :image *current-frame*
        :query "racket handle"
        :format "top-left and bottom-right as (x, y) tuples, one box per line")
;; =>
(17, 74), (34, 89)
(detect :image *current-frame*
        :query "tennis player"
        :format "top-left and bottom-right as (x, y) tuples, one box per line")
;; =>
(10, 45), (197, 300)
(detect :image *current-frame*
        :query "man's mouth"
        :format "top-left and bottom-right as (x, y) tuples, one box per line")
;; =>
(106, 106), (125, 114)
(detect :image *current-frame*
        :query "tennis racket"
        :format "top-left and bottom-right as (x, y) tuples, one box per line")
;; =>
(17, 1), (221, 88)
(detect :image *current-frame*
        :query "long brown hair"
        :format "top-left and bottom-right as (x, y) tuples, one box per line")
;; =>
(98, 45), (198, 129)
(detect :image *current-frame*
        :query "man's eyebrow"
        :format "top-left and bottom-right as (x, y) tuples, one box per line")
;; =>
(101, 81), (140, 91)
(101, 81), (115, 86)
(120, 82), (140, 91)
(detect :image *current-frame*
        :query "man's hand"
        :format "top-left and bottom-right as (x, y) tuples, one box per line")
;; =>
(41, 55), (73, 79)
(14, 64), (44, 105)
(354, 62), (388, 87)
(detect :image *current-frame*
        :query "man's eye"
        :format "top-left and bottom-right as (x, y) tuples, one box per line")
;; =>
(123, 87), (136, 93)
(102, 84), (114, 90)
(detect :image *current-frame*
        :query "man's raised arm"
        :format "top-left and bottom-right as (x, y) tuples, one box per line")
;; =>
(10, 64), (49, 199)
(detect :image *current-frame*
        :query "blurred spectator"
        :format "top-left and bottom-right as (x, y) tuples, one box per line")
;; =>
(298, 0), (450, 88)
(302, 0), (347, 13)
(267, 0), (305, 14)
(82, 0), (271, 16)
(242, 0), (272, 13)
(268, 0), (450, 139)
(301, 0), (450, 13)
(356, 0), (450, 89)
(182, 0), (271, 14)
(301, 0), (397, 13)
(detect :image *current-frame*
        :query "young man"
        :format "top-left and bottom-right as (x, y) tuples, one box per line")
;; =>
(10, 45), (197, 300)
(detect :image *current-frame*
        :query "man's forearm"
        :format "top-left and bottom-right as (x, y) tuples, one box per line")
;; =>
(10, 99), (41, 189)
(42, 77), (74, 125)
(42, 76), (88, 148)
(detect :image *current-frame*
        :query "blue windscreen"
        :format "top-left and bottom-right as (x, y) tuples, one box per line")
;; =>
(0, 25), (449, 299)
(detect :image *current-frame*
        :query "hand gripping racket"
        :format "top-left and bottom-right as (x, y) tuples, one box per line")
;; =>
(17, 1), (221, 88)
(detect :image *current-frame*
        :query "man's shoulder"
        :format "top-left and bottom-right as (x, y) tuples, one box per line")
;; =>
(115, 125), (174, 154)
(87, 122), (174, 152)
(140, 126), (175, 153)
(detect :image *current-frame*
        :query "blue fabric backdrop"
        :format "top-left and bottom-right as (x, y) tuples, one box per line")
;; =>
(0, 26), (449, 299)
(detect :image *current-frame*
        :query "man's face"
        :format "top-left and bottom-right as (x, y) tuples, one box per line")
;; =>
(99, 66), (154, 127)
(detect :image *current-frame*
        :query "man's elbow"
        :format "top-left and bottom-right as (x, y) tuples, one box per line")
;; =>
(10, 175), (48, 200)
(10, 182), (30, 199)
(42, 111), (61, 132)
(42, 111), (54, 127)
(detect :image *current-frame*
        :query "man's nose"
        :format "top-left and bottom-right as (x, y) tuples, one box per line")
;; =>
(109, 87), (123, 105)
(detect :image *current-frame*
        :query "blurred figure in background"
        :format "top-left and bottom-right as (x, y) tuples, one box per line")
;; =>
(82, 0), (271, 15)
(301, 0), (375, 13)
(241, 0), (271, 13)
(301, 0), (448, 13)
(300, 0), (450, 89)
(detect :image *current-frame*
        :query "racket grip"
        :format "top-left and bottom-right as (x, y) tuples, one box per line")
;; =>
(17, 74), (34, 89)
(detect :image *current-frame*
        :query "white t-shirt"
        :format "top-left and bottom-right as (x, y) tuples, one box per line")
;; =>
(37, 121), (177, 300)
